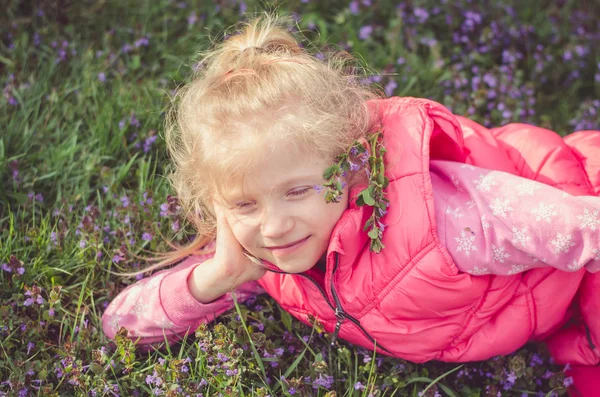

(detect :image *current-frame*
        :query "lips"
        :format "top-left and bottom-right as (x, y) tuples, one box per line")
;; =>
(265, 236), (309, 250)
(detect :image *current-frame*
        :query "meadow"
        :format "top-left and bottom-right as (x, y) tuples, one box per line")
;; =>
(1, 0), (599, 396)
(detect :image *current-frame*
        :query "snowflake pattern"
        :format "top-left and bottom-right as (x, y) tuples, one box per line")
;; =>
(465, 198), (476, 209)
(451, 174), (464, 191)
(131, 298), (149, 319)
(531, 202), (558, 223)
(489, 198), (514, 219)
(474, 174), (499, 192)
(511, 227), (532, 248)
(481, 215), (491, 236)
(468, 265), (489, 275)
(491, 244), (511, 263)
(454, 230), (478, 257)
(445, 206), (464, 219)
(515, 180), (543, 197)
(550, 232), (576, 254)
(155, 315), (175, 329)
(567, 259), (584, 271)
(432, 160), (600, 277)
(109, 313), (122, 331)
(508, 264), (529, 275)
(577, 208), (600, 231)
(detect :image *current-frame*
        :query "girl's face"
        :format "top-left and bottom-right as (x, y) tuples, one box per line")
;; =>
(220, 140), (349, 273)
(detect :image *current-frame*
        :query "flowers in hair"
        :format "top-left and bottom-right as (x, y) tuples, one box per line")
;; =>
(318, 129), (389, 253)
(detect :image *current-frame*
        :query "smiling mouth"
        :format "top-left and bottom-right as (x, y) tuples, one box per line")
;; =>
(265, 236), (310, 250)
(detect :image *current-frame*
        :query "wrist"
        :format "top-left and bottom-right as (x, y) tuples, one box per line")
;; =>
(188, 259), (233, 303)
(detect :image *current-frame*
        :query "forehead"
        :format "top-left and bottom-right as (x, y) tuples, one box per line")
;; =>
(217, 138), (331, 199)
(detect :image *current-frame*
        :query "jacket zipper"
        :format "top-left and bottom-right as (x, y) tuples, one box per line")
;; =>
(269, 253), (392, 354)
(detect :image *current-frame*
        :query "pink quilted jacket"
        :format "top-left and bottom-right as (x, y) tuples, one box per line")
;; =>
(103, 97), (600, 366)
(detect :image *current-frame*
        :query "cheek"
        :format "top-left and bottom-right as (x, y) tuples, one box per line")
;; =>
(227, 216), (258, 246)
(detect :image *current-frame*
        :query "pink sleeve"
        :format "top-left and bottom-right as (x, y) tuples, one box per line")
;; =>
(430, 159), (600, 276)
(101, 252), (264, 349)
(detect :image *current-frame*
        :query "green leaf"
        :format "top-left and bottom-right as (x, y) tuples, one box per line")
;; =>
(323, 164), (339, 180)
(355, 194), (365, 207)
(361, 189), (375, 206)
(368, 228), (379, 239)
(280, 310), (293, 332)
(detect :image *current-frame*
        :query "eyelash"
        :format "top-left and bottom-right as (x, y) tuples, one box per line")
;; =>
(235, 188), (311, 209)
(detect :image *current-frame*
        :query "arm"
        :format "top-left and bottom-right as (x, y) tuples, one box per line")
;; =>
(101, 253), (264, 349)
(430, 159), (600, 275)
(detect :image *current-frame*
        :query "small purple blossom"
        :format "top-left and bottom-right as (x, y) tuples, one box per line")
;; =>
(134, 37), (149, 47)
(98, 72), (106, 82)
(359, 25), (373, 40)
(563, 376), (574, 388)
(142, 232), (153, 241)
(385, 79), (398, 96)
(349, 1), (359, 14)
(413, 7), (429, 23)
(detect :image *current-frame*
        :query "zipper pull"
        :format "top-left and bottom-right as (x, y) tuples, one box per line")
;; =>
(331, 308), (346, 346)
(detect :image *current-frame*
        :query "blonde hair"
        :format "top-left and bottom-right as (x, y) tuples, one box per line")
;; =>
(115, 12), (384, 277)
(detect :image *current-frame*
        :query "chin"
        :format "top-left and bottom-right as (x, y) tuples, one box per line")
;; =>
(275, 259), (316, 274)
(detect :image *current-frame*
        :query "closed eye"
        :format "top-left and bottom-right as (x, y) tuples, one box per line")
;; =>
(235, 201), (255, 209)
(288, 188), (311, 197)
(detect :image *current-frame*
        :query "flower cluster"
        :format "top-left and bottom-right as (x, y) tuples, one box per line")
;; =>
(319, 129), (390, 253)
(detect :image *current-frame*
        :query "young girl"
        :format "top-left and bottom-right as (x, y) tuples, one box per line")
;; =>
(102, 13), (600, 394)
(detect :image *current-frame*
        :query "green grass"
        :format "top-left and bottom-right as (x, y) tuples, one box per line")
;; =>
(1, 0), (598, 395)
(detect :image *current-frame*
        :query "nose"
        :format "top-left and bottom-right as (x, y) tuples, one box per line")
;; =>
(260, 205), (294, 240)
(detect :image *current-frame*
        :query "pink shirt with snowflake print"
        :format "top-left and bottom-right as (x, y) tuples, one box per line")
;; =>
(102, 160), (600, 347)
(430, 159), (600, 276)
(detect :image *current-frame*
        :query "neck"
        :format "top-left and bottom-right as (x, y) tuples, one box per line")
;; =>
(315, 252), (327, 272)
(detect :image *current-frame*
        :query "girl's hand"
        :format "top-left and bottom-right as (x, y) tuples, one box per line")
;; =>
(212, 202), (267, 284)
(188, 203), (266, 303)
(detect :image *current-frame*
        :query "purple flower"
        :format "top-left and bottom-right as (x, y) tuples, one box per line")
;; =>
(313, 185), (324, 193)
(142, 232), (153, 241)
(348, 160), (360, 172)
(563, 50), (572, 61)
(312, 374), (334, 389)
(349, 1), (359, 14)
(120, 195), (130, 207)
(24, 298), (34, 306)
(354, 382), (365, 390)
(27, 341), (35, 354)
(112, 254), (124, 263)
(143, 135), (158, 153)
(413, 7), (429, 23)
(98, 72), (106, 82)
(385, 80), (398, 96)
(79, 239), (87, 248)
(506, 371), (517, 384)
(564, 376), (574, 388)
(288, 388), (296, 395)
(187, 12), (198, 25)
(359, 25), (373, 40)
(130, 114), (141, 128)
(134, 37), (149, 48)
